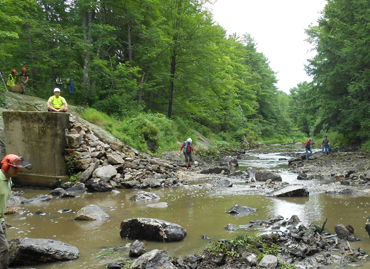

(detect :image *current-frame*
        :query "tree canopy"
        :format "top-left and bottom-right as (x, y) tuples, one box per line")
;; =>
(1, 0), (299, 142)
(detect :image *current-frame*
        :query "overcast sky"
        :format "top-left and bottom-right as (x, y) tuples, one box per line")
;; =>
(209, 0), (327, 94)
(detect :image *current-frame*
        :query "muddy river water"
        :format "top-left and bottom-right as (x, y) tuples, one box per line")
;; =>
(8, 148), (370, 268)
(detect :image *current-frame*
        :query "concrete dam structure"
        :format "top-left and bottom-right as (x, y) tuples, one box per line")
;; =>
(3, 111), (70, 187)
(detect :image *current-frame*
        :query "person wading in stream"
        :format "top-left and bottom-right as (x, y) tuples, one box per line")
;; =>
(305, 138), (313, 160)
(179, 138), (196, 168)
(0, 154), (32, 268)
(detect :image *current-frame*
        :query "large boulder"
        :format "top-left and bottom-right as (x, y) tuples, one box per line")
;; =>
(266, 185), (309, 197)
(255, 170), (282, 182)
(8, 238), (79, 266)
(226, 204), (257, 216)
(107, 153), (125, 165)
(120, 218), (187, 242)
(92, 165), (117, 181)
(74, 204), (109, 221)
(85, 178), (114, 192)
(78, 161), (99, 182)
(130, 249), (176, 269)
(258, 254), (278, 268)
(335, 224), (358, 241)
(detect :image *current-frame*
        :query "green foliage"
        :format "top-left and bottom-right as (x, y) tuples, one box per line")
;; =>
(67, 156), (75, 175)
(297, 0), (370, 147)
(96, 249), (116, 258)
(69, 172), (81, 182)
(263, 243), (279, 256)
(307, 224), (322, 234)
(0, 0), (294, 144)
(119, 113), (178, 153)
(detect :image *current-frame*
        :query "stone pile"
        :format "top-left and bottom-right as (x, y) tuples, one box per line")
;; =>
(65, 115), (184, 192)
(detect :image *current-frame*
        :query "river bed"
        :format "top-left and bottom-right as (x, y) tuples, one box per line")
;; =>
(8, 148), (370, 268)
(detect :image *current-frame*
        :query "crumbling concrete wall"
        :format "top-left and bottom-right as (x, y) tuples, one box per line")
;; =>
(3, 111), (70, 187)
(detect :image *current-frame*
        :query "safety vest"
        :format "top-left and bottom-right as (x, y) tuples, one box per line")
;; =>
(49, 95), (66, 109)
(7, 74), (16, 86)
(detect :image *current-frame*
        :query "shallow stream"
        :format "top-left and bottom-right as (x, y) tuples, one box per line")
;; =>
(8, 147), (370, 268)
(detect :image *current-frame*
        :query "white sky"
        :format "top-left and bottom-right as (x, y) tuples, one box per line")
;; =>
(209, 0), (327, 94)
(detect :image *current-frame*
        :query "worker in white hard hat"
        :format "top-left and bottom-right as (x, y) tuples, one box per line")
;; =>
(46, 88), (68, 112)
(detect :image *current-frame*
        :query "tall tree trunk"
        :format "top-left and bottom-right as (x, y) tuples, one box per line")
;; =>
(127, 23), (133, 63)
(82, 10), (92, 98)
(24, 5), (36, 89)
(168, 52), (176, 118)
(138, 72), (145, 104)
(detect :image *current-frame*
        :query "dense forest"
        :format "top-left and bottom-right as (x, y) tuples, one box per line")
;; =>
(1, 0), (370, 151)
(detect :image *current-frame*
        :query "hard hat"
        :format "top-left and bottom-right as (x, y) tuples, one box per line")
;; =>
(54, 88), (61, 93)
(22, 67), (27, 71)
(1, 154), (32, 172)
(11, 69), (16, 73)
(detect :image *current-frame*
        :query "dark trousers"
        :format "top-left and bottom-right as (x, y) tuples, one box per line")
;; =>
(0, 221), (8, 269)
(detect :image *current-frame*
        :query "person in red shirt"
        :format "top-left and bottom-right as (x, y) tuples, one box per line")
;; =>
(179, 138), (196, 168)
(305, 138), (313, 160)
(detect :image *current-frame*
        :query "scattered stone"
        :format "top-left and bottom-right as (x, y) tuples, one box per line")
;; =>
(5, 207), (23, 215)
(92, 165), (117, 181)
(220, 156), (239, 168)
(130, 249), (176, 269)
(224, 224), (237, 231)
(8, 238), (79, 266)
(74, 204), (109, 221)
(130, 191), (160, 203)
(287, 215), (300, 226)
(226, 204), (257, 216)
(120, 218), (187, 242)
(78, 161), (99, 183)
(255, 170), (282, 182)
(85, 178), (114, 192)
(129, 240), (146, 257)
(21, 195), (52, 204)
(212, 179), (233, 188)
(266, 185), (309, 197)
(258, 254), (277, 268)
(65, 182), (86, 192)
(200, 167), (230, 175)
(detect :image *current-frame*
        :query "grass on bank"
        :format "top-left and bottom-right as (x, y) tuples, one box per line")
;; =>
(82, 107), (310, 155)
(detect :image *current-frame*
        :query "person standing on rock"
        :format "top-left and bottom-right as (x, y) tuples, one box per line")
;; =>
(6, 69), (17, 87)
(305, 138), (313, 160)
(0, 154), (32, 268)
(322, 136), (330, 155)
(179, 138), (196, 168)
(18, 67), (29, 94)
(47, 88), (68, 112)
